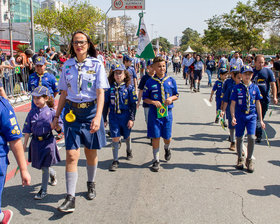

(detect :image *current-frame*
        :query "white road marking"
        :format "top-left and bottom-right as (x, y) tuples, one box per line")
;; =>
(203, 98), (212, 107)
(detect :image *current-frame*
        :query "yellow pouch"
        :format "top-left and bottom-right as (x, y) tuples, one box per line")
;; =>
(65, 110), (76, 122)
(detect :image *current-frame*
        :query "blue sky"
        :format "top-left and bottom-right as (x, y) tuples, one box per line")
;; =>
(62, 0), (247, 44)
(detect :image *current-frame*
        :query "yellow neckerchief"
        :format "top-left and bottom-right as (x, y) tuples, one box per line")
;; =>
(241, 81), (252, 114)
(37, 71), (48, 86)
(114, 82), (126, 114)
(152, 75), (169, 103)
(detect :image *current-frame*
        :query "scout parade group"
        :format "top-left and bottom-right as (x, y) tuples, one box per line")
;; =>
(0, 31), (279, 223)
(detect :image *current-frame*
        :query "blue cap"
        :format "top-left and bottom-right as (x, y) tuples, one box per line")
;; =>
(230, 65), (240, 72)
(147, 59), (153, 66)
(35, 56), (46, 65)
(241, 65), (253, 74)
(111, 64), (116, 70)
(123, 55), (132, 61)
(31, 86), (50, 97)
(113, 64), (125, 72)
(219, 68), (228, 74)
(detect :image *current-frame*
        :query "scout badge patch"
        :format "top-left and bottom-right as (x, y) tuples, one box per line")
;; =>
(157, 104), (168, 118)
(65, 110), (76, 122)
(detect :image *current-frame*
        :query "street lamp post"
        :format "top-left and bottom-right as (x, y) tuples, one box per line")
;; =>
(8, 0), (13, 56)
(105, 6), (112, 52)
(30, 0), (35, 51)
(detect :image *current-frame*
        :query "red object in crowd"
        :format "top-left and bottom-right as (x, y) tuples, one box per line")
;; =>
(0, 39), (30, 56)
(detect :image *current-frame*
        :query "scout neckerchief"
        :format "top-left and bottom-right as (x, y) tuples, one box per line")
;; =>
(37, 71), (48, 86)
(114, 82), (126, 114)
(242, 81), (251, 114)
(75, 57), (88, 93)
(151, 75), (169, 103)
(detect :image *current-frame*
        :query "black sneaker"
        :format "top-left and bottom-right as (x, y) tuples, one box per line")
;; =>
(87, 182), (96, 200)
(164, 149), (171, 161)
(50, 173), (57, 186)
(126, 150), (133, 160)
(34, 189), (47, 200)
(256, 137), (261, 143)
(151, 161), (160, 172)
(109, 161), (119, 171)
(57, 195), (75, 213)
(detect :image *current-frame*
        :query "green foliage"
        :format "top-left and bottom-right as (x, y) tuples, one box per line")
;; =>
(34, 1), (105, 47)
(151, 37), (171, 52)
(180, 28), (200, 47)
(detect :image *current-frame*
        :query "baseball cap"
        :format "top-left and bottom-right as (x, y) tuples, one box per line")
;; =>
(241, 65), (253, 74)
(31, 86), (50, 97)
(113, 64), (125, 72)
(230, 65), (240, 72)
(35, 56), (46, 65)
(219, 68), (228, 74)
(123, 55), (132, 61)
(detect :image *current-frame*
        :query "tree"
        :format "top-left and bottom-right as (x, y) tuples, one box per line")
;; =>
(151, 37), (171, 52)
(256, 0), (280, 32)
(222, 1), (268, 51)
(57, 2), (105, 45)
(180, 28), (200, 47)
(118, 15), (137, 51)
(203, 15), (232, 53)
(34, 8), (59, 47)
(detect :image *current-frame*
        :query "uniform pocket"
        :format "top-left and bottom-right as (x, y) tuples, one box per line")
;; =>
(82, 74), (96, 90)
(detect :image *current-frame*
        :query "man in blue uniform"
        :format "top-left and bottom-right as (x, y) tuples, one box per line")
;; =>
(252, 55), (278, 143)
(123, 55), (138, 93)
(143, 56), (179, 172)
(0, 97), (31, 223)
(28, 56), (59, 97)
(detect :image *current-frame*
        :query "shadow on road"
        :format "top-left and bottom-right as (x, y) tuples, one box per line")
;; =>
(247, 185), (280, 198)
(268, 160), (280, 167)
(173, 133), (228, 143)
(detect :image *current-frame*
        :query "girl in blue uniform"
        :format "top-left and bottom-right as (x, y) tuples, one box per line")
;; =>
(103, 64), (137, 171)
(143, 56), (179, 172)
(23, 86), (62, 200)
(220, 67), (242, 151)
(230, 66), (265, 173)
(193, 55), (204, 92)
(209, 68), (228, 123)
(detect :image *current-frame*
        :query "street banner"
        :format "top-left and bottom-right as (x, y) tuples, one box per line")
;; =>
(112, 0), (145, 10)
(136, 12), (155, 60)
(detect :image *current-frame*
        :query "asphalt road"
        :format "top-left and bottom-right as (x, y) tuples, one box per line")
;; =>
(3, 70), (280, 224)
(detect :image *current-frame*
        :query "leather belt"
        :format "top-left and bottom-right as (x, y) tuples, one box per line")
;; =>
(66, 100), (97, 109)
(33, 132), (53, 141)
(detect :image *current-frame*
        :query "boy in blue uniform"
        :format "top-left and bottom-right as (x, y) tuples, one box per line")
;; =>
(220, 66), (241, 150)
(143, 56), (179, 172)
(123, 55), (138, 93)
(209, 68), (228, 123)
(0, 97), (31, 223)
(230, 66), (265, 173)
(103, 64), (137, 171)
(28, 56), (59, 109)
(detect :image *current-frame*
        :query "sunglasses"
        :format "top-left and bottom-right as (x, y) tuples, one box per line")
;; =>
(72, 40), (88, 46)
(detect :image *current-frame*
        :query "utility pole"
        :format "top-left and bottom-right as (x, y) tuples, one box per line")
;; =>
(30, 0), (35, 51)
(105, 6), (112, 52)
(8, 0), (13, 56)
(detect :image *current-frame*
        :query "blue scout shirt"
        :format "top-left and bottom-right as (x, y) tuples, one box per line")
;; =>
(230, 83), (263, 115)
(138, 73), (153, 108)
(222, 78), (235, 99)
(126, 66), (137, 87)
(58, 57), (110, 103)
(230, 57), (243, 70)
(252, 67), (276, 103)
(0, 97), (22, 157)
(28, 71), (59, 96)
(142, 75), (179, 110)
(194, 61), (204, 70)
(206, 60), (216, 71)
(212, 80), (223, 101)
(105, 84), (138, 114)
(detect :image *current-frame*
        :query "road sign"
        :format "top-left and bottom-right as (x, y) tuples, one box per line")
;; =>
(112, 0), (145, 10)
